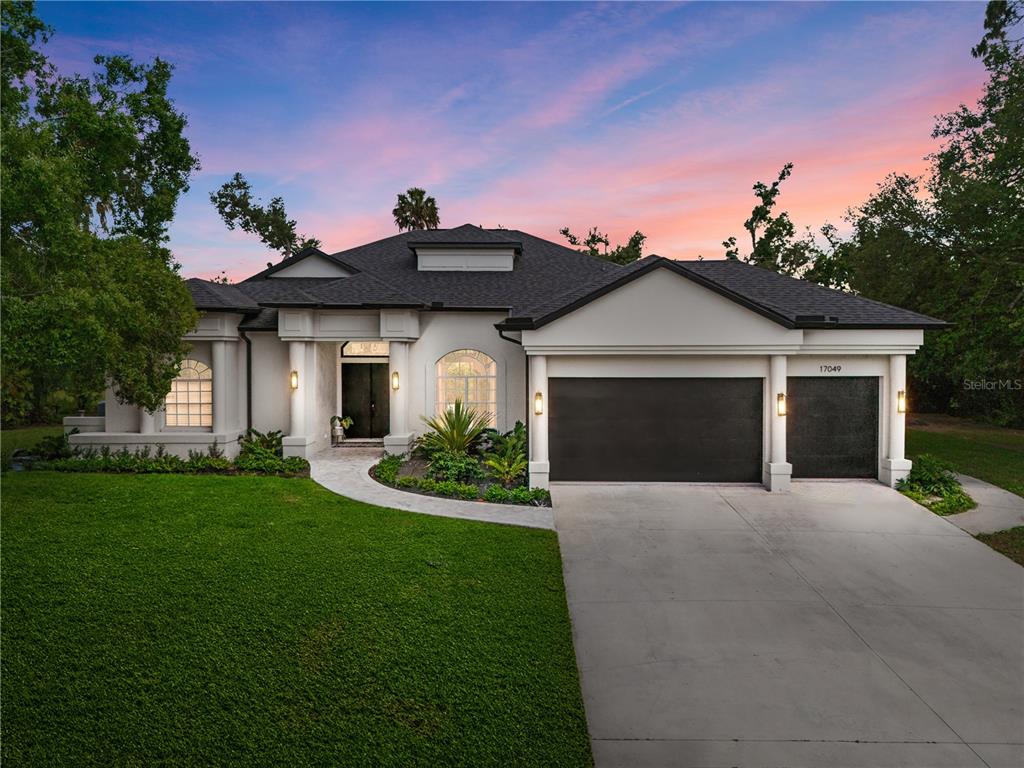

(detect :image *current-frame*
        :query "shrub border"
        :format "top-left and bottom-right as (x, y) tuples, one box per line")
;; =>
(370, 454), (551, 507)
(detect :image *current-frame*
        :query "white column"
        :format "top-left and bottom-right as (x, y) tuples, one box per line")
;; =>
(139, 408), (156, 434)
(529, 354), (549, 489)
(288, 341), (306, 439)
(765, 354), (792, 492)
(881, 354), (912, 487)
(384, 341), (413, 454)
(212, 341), (229, 434)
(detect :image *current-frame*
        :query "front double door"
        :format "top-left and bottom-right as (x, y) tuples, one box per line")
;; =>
(341, 363), (390, 438)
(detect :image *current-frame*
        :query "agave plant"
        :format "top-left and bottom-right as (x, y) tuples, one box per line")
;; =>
(419, 400), (492, 454)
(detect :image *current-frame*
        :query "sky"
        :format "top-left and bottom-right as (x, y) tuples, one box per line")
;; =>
(37, 1), (988, 281)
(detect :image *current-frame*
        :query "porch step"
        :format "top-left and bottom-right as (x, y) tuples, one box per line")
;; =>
(334, 438), (384, 447)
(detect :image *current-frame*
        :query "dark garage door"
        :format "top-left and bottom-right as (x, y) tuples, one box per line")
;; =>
(787, 377), (879, 478)
(548, 378), (763, 482)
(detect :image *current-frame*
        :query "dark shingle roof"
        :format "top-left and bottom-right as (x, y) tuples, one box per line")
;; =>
(189, 226), (946, 330)
(406, 223), (522, 247)
(186, 278), (260, 312)
(497, 255), (947, 330)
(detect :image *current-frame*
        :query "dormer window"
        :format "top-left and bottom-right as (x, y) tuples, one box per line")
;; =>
(408, 224), (522, 272)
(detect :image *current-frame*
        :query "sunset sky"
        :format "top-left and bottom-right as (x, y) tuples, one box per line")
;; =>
(38, 1), (988, 281)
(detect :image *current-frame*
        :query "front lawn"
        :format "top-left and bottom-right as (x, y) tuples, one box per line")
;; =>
(907, 414), (1024, 497)
(977, 527), (1024, 567)
(1, 473), (591, 767)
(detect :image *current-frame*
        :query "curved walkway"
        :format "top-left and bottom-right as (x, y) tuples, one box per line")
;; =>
(945, 474), (1024, 535)
(309, 447), (554, 530)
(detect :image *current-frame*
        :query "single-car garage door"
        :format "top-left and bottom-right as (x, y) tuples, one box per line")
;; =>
(548, 377), (763, 482)
(787, 376), (879, 478)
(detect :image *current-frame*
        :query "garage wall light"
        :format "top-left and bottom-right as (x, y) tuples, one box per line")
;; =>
(534, 391), (544, 416)
(391, 371), (400, 391)
(289, 370), (299, 390)
(776, 392), (787, 417)
(897, 390), (907, 414)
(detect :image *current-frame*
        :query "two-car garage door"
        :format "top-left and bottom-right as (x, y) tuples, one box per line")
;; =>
(548, 375), (879, 482)
(549, 378), (763, 482)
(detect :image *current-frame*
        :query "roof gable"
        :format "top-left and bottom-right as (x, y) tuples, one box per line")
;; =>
(523, 266), (800, 348)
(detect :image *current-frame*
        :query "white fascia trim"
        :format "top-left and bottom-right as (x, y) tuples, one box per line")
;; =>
(523, 345), (805, 355)
(523, 344), (923, 356)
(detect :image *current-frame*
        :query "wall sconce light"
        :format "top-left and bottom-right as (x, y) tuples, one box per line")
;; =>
(289, 370), (299, 390)
(776, 392), (787, 417)
(897, 390), (907, 414)
(391, 371), (400, 391)
(534, 391), (544, 416)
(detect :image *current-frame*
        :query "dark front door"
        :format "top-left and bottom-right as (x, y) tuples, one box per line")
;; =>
(548, 377), (763, 482)
(341, 363), (390, 438)
(787, 376), (879, 478)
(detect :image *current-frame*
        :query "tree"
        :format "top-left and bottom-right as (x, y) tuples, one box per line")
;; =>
(392, 187), (440, 231)
(1, 1), (199, 423)
(805, 0), (1023, 426)
(210, 173), (321, 258)
(723, 162), (818, 276)
(560, 226), (646, 265)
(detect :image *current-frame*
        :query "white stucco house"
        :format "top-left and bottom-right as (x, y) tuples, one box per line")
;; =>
(65, 224), (946, 491)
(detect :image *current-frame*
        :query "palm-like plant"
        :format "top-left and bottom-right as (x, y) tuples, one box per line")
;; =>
(419, 400), (491, 454)
(483, 442), (529, 487)
(393, 187), (440, 231)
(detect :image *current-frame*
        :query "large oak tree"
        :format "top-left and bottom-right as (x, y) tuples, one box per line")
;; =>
(1, 1), (200, 423)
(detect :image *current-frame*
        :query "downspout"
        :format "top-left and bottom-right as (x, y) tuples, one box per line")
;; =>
(239, 329), (253, 431)
(495, 324), (530, 444)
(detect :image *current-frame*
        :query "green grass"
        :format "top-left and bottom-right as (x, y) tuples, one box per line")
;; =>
(1, 425), (63, 469)
(977, 527), (1024, 567)
(1, 473), (592, 767)
(907, 416), (1024, 498)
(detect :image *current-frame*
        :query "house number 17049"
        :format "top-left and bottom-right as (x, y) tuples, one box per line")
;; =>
(820, 364), (842, 373)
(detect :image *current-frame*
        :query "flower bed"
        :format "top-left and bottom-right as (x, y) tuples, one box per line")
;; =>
(14, 429), (310, 477)
(897, 453), (976, 515)
(371, 453), (551, 507)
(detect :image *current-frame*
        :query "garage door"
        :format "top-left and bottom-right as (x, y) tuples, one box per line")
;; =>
(548, 378), (763, 482)
(787, 377), (879, 478)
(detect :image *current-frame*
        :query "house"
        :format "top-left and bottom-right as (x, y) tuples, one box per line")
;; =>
(65, 224), (946, 491)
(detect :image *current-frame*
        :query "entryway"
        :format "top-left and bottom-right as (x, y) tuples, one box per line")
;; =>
(340, 363), (390, 438)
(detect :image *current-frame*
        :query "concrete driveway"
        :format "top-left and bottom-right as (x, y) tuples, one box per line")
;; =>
(554, 482), (1024, 768)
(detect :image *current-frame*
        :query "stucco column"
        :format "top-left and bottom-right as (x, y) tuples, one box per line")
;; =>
(139, 408), (156, 434)
(212, 341), (229, 434)
(287, 341), (306, 439)
(881, 354), (912, 487)
(529, 354), (549, 489)
(383, 341), (413, 454)
(765, 354), (792, 492)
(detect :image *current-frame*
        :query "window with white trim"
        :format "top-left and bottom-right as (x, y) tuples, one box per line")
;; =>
(164, 359), (212, 428)
(436, 349), (496, 426)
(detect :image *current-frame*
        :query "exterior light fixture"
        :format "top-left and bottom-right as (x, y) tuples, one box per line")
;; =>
(289, 370), (299, 390)
(391, 371), (400, 391)
(776, 392), (787, 417)
(534, 391), (544, 416)
(897, 390), (907, 414)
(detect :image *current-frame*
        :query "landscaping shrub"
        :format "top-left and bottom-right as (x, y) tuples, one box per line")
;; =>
(25, 438), (309, 477)
(426, 450), (484, 483)
(373, 453), (403, 484)
(418, 400), (491, 455)
(898, 453), (976, 515)
(484, 484), (551, 505)
(238, 428), (283, 456)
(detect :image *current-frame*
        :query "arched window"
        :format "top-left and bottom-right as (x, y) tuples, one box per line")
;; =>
(165, 359), (212, 428)
(436, 349), (496, 426)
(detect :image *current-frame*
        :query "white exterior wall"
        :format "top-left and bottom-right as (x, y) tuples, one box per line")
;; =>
(249, 333), (290, 433)
(408, 312), (527, 434)
(312, 342), (335, 450)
